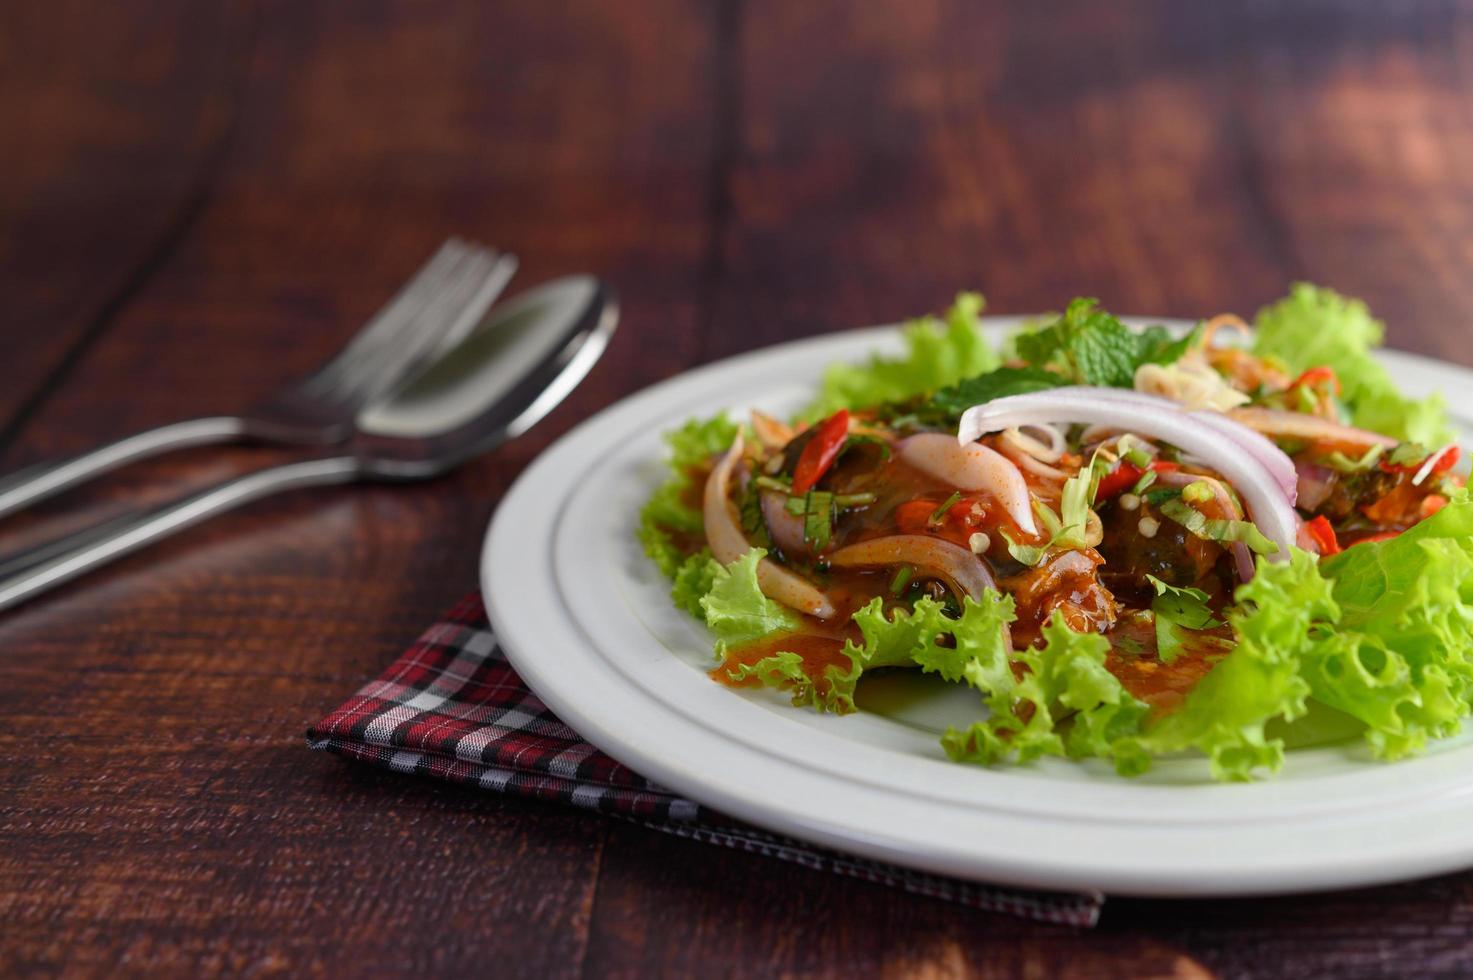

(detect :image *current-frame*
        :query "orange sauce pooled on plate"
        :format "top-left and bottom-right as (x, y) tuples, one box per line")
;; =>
(714, 624), (864, 697)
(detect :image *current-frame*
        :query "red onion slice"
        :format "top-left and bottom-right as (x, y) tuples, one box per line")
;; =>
(759, 489), (811, 559)
(704, 435), (837, 619)
(1042, 386), (1299, 504)
(958, 390), (1299, 566)
(1227, 406), (1396, 454)
(827, 534), (998, 600)
(897, 433), (1038, 535)
(1294, 460), (1335, 512)
(1189, 411), (1299, 504)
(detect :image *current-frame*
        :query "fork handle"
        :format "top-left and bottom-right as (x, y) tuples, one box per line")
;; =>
(0, 456), (360, 612)
(0, 416), (250, 520)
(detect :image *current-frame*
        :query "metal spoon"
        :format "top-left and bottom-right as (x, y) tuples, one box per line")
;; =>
(0, 276), (617, 612)
(0, 240), (518, 520)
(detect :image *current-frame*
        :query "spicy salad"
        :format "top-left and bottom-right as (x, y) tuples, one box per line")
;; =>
(638, 285), (1472, 780)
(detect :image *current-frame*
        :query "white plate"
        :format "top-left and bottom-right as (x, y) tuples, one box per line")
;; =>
(483, 318), (1473, 897)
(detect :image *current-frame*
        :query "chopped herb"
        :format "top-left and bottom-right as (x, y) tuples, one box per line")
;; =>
(1158, 499), (1279, 556)
(833, 492), (878, 508)
(1181, 480), (1215, 505)
(889, 565), (914, 595)
(1326, 444), (1386, 472)
(1112, 635), (1148, 657)
(1000, 528), (1047, 567)
(755, 475), (793, 494)
(1146, 575), (1223, 664)
(1124, 446), (1153, 469)
(739, 485), (769, 543)
(1131, 469), (1158, 494)
(801, 491), (835, 549)
(928, 491), (963, 526)
(1386, 441), (1431, 467)
(1143, 486), (1180, 508)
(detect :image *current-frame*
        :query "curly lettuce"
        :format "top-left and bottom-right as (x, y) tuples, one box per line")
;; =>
(1129, 496), (1473, 779)
(638, 414), (738, 576)
(928, 607), (1149, 770)
(641, 290), (1473, 781)
(698, 549), (799, 652)
(1254, 283), (1450, 444)
(805, 292), (997, 418)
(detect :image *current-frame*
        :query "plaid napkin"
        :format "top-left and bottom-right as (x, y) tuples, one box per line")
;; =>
(307, 594), (1103, 927)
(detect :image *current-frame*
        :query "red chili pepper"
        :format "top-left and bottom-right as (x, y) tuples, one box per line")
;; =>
(1094, 462), (1144, 501)
(1304, 515), (1342, 556)
(1381, 445), (1460, 476)
(791, 409), (850, 495)
(1291, 365), (1342, 395)
(1150, 460), (1181, 473)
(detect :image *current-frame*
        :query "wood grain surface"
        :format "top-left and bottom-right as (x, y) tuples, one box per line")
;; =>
(3, 2), (1473, 977)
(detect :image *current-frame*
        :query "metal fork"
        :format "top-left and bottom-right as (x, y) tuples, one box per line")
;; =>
(0, 239), (517, 520)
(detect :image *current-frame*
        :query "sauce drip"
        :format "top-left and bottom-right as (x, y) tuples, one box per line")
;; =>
(715, 625), (862, 699)
(1104, 615), (1231, 714)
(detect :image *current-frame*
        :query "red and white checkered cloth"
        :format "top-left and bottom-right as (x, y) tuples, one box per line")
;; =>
(307, 593), (1103, 927)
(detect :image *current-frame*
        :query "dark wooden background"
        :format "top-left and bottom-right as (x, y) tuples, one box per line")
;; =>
(4, 1), (1473, 976)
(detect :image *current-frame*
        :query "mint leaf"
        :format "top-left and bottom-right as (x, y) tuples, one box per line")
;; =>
(1014, 298), (1198, 388)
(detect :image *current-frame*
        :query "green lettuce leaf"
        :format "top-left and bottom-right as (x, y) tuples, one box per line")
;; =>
(805, 292), (997, 417)
(920, 601), (1149, 770)
(1254, 283), (1450, 444)
(727, 594), (944, 714)
(1127, 549), (1325, 780)
(638, 413), (738, 577)
(1132, 499), (1473, 778)
(670, 550), (720, 619)
(698, 549), (799, 653)
(1311, 497), (1473, 757)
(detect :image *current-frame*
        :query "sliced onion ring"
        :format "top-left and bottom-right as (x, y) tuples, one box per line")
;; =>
(1050, 385), (1298, 504)
(759, 489), (810, 559)
(958, 389), (1299, 571)
(827, 534), (999, 600)
(898, 433), (1038, 534)
(704, 435), (837, 619)
(1227, 406), (1396, 455)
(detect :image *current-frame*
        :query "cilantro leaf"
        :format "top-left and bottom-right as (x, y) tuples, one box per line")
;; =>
(1146, 575), (1222, 664)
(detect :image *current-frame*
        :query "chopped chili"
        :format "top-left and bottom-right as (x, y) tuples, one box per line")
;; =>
(1304, 515), (1342, 556)
(790, 409), (850, 495)
(1291, 365), (1342, 395)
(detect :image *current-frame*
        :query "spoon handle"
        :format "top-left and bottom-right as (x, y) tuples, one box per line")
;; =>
(0, 417), (260, 521)
(0, 456), (360, 612)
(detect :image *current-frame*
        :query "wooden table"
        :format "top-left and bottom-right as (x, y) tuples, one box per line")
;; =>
(4, 2), (1473, 975)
